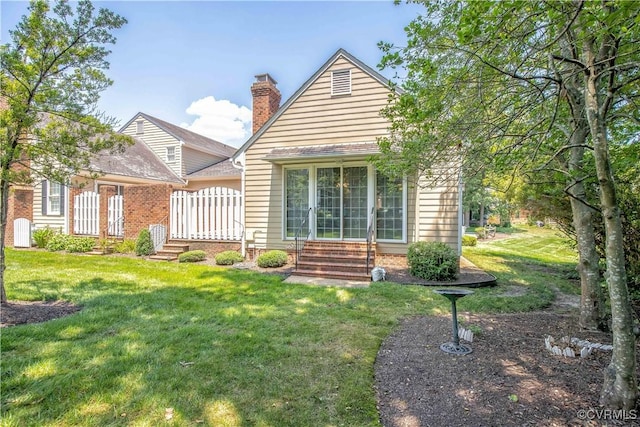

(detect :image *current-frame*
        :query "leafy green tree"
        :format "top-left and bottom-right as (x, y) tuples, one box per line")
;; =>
(378, 0), (639, 408)
(0, 0), (129, 303)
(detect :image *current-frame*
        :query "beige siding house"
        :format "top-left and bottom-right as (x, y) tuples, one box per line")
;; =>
(233, 49), (461, 275)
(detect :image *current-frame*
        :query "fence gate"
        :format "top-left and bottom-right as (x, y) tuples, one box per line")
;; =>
(74, 191), (99, 235)
(170, 187), (243, 240)
(13, 218), (31, 247)
(107, 195), (124, 237)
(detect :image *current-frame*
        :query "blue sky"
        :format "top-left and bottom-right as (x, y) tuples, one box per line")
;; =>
(1, 1), (422, 146)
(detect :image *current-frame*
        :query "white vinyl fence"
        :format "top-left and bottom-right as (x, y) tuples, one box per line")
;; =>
(107, 195), (124, 237)
(74, 191), (99, 235)
(170, 187), (243, 240)
(74, 192), (124, 236)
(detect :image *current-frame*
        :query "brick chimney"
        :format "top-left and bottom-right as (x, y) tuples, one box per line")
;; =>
(251, 73), (281, 134)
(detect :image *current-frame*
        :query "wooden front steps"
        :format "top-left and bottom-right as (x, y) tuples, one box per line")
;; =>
(295, 241), (374, 281)
(150, 243), (190, 261)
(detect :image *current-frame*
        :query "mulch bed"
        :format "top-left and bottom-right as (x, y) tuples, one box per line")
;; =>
(1, 300), (82, 328)
(375, 311), (640, 427)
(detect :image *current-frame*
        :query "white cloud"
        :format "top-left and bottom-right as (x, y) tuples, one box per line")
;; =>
(181, 96), (251, 147)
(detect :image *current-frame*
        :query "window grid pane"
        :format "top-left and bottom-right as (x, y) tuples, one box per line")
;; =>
(376, 174), (403, 240)
(343, 167), (368, 239)
(285, 169), (309, 237)
(49, 182), (61, 215)
(316, 167), (340, 238)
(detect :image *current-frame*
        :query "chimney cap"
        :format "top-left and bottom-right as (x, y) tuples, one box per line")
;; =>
(254, 73), (278, 85)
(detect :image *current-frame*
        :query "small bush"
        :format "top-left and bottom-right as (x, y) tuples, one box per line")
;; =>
(135, 229), (155, 256)
(462, 235), (477, 247)
(33, 227), (55, 248)
(114, 239), (136, 254)
(256, 250), (288, 268)
(474, 226), (487, 239)
(65, 237), (96, 253)
(45, 233), (70, 252)
(407, 241), (458, 281)
(215, 250), (244, 265)
(178, 250), (207, 263)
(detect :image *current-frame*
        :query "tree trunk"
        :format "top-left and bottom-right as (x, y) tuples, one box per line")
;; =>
(479, 203), (485, 227)
(567, 129), (606, 331)
(569, 187), (606, 330)
(0, 176), (9, 304)
(583, 44), (637, 409)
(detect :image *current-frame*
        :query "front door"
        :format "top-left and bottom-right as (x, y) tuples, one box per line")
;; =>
(316, 166), (368, 239)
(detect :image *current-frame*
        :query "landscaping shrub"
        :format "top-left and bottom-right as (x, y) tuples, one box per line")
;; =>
(64, 237), (96, 253)
(45, 233), (70, 252)
(44, 234), (95, 252)
(215, 250), (244, 265)
(474, 226), (487, 239)
(32, 227), (55, 248)
(462, 235), (477, 247)
(135, 229), (155, 256)
(256, 250), (288, 268)
(114, 239), (136, 254)
(178, 250), (207, 263)
(407, 241), (458, 281)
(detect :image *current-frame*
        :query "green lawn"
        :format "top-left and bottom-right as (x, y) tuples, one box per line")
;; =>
(1, 228), (579, 426)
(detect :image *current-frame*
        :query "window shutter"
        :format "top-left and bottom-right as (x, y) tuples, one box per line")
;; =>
(331, 69), (351, 95)
(41, 180), (48, 215)
(59, 185), (66, 217)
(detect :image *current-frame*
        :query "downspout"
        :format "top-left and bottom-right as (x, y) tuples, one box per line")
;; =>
(231, 153), (246, 257)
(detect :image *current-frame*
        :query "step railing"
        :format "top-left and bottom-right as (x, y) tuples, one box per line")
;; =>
(294, 208), (313, 270)
(366, 207), (375, 274)
(106, 215), (124, 238)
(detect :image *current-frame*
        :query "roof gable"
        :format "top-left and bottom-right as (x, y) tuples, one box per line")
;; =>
(119, 112), (236, 158)
(233, 48), (396, 161)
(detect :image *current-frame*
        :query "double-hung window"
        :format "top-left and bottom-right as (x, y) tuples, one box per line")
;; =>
(44, 181), (63, 216)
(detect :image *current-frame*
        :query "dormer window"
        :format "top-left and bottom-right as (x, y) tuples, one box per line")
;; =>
(136, 120), (144, 134)
(166, 146), (176, 162)
(331, 69), (351, 96)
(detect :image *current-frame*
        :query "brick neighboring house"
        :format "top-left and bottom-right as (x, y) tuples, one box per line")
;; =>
(6, 135), (185, 244)
(6, 112), (242, 250)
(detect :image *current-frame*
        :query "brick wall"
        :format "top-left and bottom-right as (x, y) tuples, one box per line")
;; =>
(124, 184), (173, 240)
(67, 186), (83, 235)
(5, 188), (34, 247)
(171, 240), (242, 259)
(375, 253), (409, 269)
(251, 74), (281, 134)
(99, 185), (116, 238)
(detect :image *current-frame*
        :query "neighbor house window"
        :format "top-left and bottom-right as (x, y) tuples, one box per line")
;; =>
(166, 146), (176, 162)
(285, 169), (309, 238)
(136, 120), (144, 134)
(43, 180), (63, 216)
(376, 174), (404, 241)
(331, 69), (351, 95)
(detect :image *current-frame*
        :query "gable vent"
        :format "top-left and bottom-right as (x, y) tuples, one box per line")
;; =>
(331, 69), (351, 96)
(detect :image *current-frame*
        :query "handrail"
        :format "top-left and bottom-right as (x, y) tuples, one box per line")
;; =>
(294, 207), (313, 270)
(106, 215), (124, 238)
(366, 206), (375, 274)
(157, 214), (170, 243)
